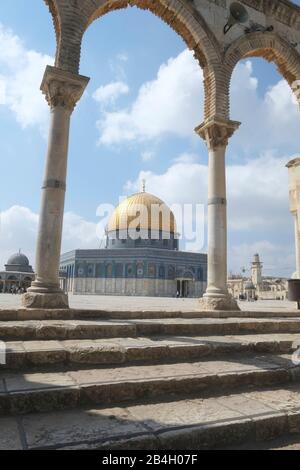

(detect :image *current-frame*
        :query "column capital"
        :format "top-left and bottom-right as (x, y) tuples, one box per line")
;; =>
(195, 117), (241, 150)
(41, 65), (90, 112)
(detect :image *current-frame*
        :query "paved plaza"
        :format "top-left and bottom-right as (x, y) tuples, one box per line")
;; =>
(0, 293), (297, 312)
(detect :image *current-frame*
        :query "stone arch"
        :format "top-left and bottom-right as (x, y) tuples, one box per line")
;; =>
(44, 0), (225, 119)
(182, 269), (194, 280)
(224, 32), (300, 112)
(44, 0), (61, 64)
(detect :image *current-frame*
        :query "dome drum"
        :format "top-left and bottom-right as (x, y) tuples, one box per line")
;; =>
(106, 229), (179, 251)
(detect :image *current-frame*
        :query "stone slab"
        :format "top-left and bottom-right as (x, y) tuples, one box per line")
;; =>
(244, 384), (300, 412)
(5, 372), (76, 392)
(22, 407), (150, 450)
(215, 393), (275, 416)
(0, 417), (22, 450)
(22, 340), (63, 351)
(126, 397), (243, 432)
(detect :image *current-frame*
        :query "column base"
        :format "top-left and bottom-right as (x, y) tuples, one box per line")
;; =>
(22, 291), (69, 309)
(198, 293), (240, 312)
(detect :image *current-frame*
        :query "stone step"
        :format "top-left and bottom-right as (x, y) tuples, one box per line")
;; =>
(2, 333), (300, 369)
(2, 317), (300, 341)
(3, 382), (300, 449)
(1, 308), (300, 322)
(220, 433), (300, 449)
(0, 354), (298, 416)
(0, 308), (299, 321)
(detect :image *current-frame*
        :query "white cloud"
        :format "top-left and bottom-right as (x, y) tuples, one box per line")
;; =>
(230, 60), (299, 153)
(95, 51), (299, 155)
(109, 53), (129, 81)
(227, 151), (289, 231)
(62, 212), (100, 250)
(0, 206), (99, 270)
(124, 153), (205, 206)
(265, 79), (298, 118)
(141, 150), (155, 162)
(124, 151), (295, 276)
(116, 53), (128, 63)
(173, 153), (198, 164)
(97, 49), (204, 145)
(0, 23), (53, 131)
(0, 75), (6, 104)
(93, 81), (129, 108)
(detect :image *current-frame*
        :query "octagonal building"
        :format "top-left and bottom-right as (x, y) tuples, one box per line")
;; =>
(60, 189), (207, 298)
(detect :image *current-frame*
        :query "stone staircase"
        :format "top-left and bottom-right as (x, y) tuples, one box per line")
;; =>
(1, 308), (300, 449)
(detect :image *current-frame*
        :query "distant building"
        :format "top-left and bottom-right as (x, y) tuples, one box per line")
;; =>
(228, 254), (287, 301)
(0, 252), (35, 292)
(60, 188), (207, 298)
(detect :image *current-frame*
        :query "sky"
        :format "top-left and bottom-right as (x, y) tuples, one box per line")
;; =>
(1, 0), (300, 279)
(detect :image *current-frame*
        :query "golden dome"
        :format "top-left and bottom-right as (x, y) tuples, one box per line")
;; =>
(107, 191), (177, 234)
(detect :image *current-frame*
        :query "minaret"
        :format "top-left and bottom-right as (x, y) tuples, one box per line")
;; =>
(141, 179), (146, 193)
(251, 253), (263, 288)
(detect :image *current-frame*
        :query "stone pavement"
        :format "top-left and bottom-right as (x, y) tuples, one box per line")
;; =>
(0, 293), (297, 312)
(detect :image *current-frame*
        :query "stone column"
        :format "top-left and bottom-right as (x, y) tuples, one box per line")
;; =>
(295, 216), (300, 278)
(22, 66), (89, 309)
(195, 117), (240, 311)
(286, 157), (300, 278)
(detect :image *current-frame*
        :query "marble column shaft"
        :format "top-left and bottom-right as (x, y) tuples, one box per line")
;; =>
(286, 158), (300, 280)
(196, 117), (240, 311)
(22, 66), (89, 309)
(295, 215), (300, 278)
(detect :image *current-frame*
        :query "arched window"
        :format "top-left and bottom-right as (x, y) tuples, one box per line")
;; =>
(137, 263), (144, 277)
(106, 264), (113, 278)
(159, 266), (165, 279)
(168, 266), (175, 280)
(148, 263), (156, 278)
(115, 263), (123, 277)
